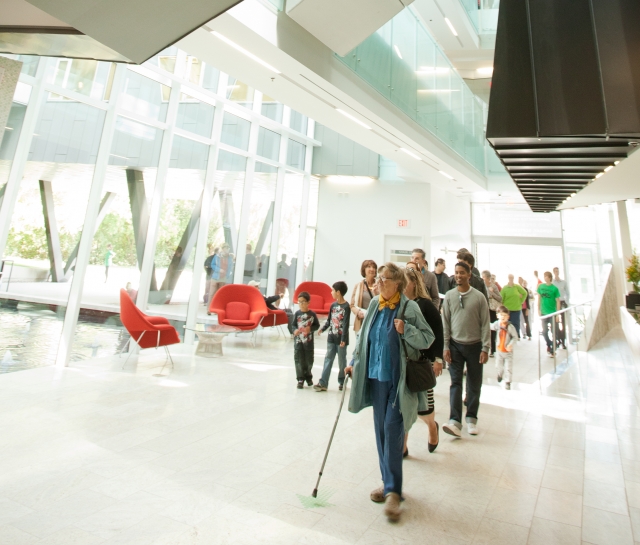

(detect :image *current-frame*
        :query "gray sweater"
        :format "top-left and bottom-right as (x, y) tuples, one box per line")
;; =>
(442, 286), (491, 353)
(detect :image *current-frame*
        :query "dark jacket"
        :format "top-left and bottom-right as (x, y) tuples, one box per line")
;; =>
(413, 297), (444, 361)
(448, 273), (488, 300)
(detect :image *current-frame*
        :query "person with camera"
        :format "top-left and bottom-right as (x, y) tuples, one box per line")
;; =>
(344, 262), (434, 522)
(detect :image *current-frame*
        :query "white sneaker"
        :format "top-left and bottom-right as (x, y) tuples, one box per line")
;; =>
(467, 422), (478, 435)
(442, 421), (461, 437)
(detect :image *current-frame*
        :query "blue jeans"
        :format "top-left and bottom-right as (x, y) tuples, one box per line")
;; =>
(370, 378), (404, 496)
(319, 341), (347, 387)
(449, 340), (484, 427)
(509, 311), (521, 338)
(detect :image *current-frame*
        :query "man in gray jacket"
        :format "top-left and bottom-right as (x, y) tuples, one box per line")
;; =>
(442, 261), (491, 437)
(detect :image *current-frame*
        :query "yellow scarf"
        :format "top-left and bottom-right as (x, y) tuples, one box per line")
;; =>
(378, 291), (401, 311)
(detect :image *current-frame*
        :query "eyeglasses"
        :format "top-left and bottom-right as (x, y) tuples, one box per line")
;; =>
(377, 276), (394, 283)
(459, 294), (464, 309)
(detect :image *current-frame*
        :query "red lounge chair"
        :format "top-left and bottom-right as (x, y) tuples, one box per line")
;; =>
(208, 284), (269, 343)
(119, 289), (180, 367)
(262, 307), (291, 338)
(293, 281), (333, 315)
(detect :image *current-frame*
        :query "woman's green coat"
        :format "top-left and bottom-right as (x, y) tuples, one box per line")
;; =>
(347, 293), (435, 432)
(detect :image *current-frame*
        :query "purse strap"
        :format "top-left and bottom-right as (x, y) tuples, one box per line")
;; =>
(398, 298), (412, 360)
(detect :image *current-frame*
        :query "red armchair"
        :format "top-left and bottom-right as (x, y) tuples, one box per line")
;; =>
(119, 289), (180, 367)
(293, 281), (333, 315)
(208, 284), (269, 336)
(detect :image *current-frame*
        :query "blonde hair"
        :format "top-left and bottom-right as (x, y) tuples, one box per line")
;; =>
(404, 267), (430, 300)
(383, 262), (407, 293)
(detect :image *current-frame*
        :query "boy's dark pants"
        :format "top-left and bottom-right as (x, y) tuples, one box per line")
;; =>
(294, 344), (314, 382)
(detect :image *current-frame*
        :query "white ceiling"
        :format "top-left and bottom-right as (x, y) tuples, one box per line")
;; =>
(286, 0), (413, 57)
(558, 146), (640, 210)
(0, 0), (71, 28)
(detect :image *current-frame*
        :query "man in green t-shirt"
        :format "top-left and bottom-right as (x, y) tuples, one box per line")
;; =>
(500, 274), (528, 338)
(537, 271), (561, 357)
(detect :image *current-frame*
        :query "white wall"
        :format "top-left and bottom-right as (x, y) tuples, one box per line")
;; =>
(430, 185), (472, 266)
(314, 179), (431, 291)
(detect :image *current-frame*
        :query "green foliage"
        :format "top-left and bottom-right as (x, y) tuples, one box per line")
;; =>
(626, 251), (640, 293)
(5, 227), (78, 261)
(90, 213), (137, 267)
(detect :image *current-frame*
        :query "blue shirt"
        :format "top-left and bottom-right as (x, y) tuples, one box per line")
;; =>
(367, 306), (400, 382)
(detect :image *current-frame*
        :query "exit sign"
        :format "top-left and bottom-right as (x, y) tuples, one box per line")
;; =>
(398, 219), (411, 228)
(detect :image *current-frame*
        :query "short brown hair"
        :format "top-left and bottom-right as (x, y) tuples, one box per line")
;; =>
(383, 262), (407, 293)
(497, 305), (510, 315)
(412, 248), (426, 259)
(360, 259), (378, 278)
(459, 252), (475, 267)
(544, 271), (553, 281)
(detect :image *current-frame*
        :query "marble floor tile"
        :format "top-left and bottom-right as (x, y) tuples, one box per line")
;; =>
(484, 486), (537, 527)
(535, 487), (583, 527)
(527, 516), (581, 545)
(584, 459), (625, 487)
(471, 517), (529, 545)
(583, 479), (628, 516)
(498, 464), (543, 496)
(542, 465), (584, 495)
(582, 506), (634, 545)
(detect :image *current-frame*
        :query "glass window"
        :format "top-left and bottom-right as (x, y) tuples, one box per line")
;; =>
(226, 78), (253, 109)
(148, 136), (209, 321)
(146, 46), (178, 74)
(276, 172), (304, 298)
(261, 95), (283, 123)
(0, 54), (40, 77)
(220, 112), (251, 151)
(121, 69), (170, 122)
(472, 203), (562, 238)
(201, 151), (246, 304)
(46, 59), (115, 101)
(257, 127), (280, 161)
(0, 94), (106, 369)
(201, 63), (220, 93)
(304, 177), (319, 281)
(286, 139), (306, 169)
(0, 100), (28, 197)
(289, 109), (308, 134)
(243, 164), (277, 292)
(176, 91), (215, 138)
(109, 117), (163, 168)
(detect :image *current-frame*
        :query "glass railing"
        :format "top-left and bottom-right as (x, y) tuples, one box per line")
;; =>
(337, 7), (487, 174)
(459, 0), (500, 34)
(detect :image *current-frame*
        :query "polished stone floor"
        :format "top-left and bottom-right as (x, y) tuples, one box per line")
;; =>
(0, 327), (638, 545)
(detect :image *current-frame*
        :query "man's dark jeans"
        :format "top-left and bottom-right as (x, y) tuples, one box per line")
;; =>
(489, 310), (497, 354)
(449, 340), (484, 426)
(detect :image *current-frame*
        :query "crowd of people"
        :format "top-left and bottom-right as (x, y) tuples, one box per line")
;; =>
(283, 248), (570, 522)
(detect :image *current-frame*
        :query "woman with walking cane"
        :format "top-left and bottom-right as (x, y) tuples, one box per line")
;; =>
(344, 262), (434, 522)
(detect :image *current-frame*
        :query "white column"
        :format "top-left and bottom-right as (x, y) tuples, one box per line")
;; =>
(617, 200), (634, 295)
(135, 79), (181, 310)
(56, 64), (128, 367)
(232, 91), (261, 285)
(184, 107), (224, 343)
(266, 121), (290, 295)
(0, 59), (49, 258)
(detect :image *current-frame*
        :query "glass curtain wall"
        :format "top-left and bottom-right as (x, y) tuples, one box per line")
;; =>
(337, 6), (487, 174)
(0, 52), (319, 370)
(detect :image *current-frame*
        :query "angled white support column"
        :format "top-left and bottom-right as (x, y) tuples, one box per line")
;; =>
(0, 59), (49, 259)
(56, 64), (128, 367)
(135, 79), (181, 311)
(184, 105), (225, 344)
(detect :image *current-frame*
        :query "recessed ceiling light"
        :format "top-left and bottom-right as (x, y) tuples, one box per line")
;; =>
(444, 18), (458, 36)
(571, 193), (577, 197)
(336, 109), (372, 130)
(615, 160), (620, 165)
(211, 31), (281, 74)
(595, 172), (604, 178)
(476, 67), (493, 76)
(417, 89), (460, 93)
(400, 148), (422, 161)
(394, 45), (403, 59)
(604, 165), (613, 172)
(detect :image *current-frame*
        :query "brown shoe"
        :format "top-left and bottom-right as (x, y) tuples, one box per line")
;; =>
(370, 486), (385, 503)
(384, 492), (401, 521)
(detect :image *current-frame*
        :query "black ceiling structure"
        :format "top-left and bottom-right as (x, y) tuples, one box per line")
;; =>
(486, 0), (640, 213)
